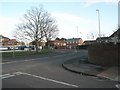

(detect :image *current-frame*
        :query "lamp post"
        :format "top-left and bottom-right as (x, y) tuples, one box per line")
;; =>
(96, 9), (101, 38)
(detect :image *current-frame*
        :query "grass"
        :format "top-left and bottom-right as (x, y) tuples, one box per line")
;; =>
(2, 49), (54, 57)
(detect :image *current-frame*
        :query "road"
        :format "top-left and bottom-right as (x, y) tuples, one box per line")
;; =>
(1, 50), (118, 88)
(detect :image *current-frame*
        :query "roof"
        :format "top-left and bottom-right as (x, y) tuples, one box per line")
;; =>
(67, 38), (82, 42)
(10, 39), (16, 43)
(48, 40), (66, 43)
(83, 40), (96, 43)
(110, 28), (120, 38)
(0, 35), (10, 39)
(96, 37), (110, 40)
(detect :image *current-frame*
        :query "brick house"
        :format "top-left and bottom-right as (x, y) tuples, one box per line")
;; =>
(110, 28), (120, 44)
(66, 38), (83, 49)
(96, 37), (111, 43)
(0, 35), (21, 46)
(47, 40), (66, 49)
(29, 41), (46, 47)
(9, 39), (21, 46)
(96, 28), (120, 44)
(0, 35), (10, 46)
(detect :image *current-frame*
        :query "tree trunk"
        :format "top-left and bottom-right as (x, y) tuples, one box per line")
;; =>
(45, 39), (49, 49)
(35, 41), (39, 53)
(45, 42), (48, 46)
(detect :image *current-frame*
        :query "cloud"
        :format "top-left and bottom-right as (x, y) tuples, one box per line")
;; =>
(81, 0), (118, 7)
(52, 13), (90, 23)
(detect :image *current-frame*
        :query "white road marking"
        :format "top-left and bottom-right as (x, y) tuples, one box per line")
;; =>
(13, 72), (23, 75)
(116, 84), (120, 89)
(2, 71), (79, 88)
(21, 72), (79, 88)
(0, 74), (10, 77)
(0, 61), (18, 64)
(1, 72), (23, 79)
(0, 58), (39, 65)
(2, 75), (15, 79)
(0, 57), (48, 64)
(24, 60), (31, 61)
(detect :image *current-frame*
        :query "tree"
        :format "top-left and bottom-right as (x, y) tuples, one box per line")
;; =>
(43, 17), (58, 42)
(61, 38), (66, 41)
(55, 37), (66, 41)
(55, 37), (60, 40)
(13, 6), (58, 53)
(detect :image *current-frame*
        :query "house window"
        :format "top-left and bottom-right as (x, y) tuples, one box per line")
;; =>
(63, 43), (66, 46)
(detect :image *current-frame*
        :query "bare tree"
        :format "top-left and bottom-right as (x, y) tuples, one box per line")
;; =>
(87, 32), (96, 39)
(100, 33), (106, 37)
(13, 6), (58, 53)
(43, 19), (58, 46)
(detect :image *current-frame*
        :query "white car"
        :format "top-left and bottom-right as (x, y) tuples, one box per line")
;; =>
(0, 47), (10, 51)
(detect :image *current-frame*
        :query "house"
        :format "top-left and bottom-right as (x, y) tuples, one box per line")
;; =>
(47, 40), (66, 49)
(96, 28), (120, 44)
(66, 38), (83, 49)
(29, 41), (46, 50)
(83, 40), (96, 45)
(0, 35), (10, 46)
(9, 39), (22, 46)
(0, 35), (22, 46)
(110, 28), (120, 44)
(29, 41), (46, 46)
(96, 37), (111, 43)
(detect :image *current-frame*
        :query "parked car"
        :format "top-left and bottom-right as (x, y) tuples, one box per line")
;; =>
(0, 46), (10, 51)
(18, 46), (26, 50)
(10, 46), (19, 50)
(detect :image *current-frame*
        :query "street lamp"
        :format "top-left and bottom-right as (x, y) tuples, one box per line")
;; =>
(96, 9), (101, 38)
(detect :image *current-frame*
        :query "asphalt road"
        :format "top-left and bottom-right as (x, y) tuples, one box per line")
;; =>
(1, 50), (118, 88)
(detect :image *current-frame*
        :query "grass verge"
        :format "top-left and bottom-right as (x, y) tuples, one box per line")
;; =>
(2, 49), (54, 57)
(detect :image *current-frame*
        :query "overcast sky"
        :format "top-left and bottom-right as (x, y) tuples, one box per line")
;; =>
(0, 0), (119, 41)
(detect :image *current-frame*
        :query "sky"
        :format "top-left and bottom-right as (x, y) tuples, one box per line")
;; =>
(0, 0), (119, 41)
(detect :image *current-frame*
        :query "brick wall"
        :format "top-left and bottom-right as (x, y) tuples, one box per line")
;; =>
(88, 43), (120, 66)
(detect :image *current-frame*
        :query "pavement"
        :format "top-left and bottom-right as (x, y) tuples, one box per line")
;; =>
(62, 57), (120, 83)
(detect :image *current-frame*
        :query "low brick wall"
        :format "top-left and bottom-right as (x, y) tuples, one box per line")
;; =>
(88, 43), (120, 66)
